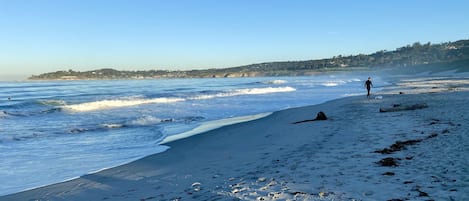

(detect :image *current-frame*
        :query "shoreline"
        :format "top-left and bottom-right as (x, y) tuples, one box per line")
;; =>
(0, 75), (365, 196)
(0, 112), (274, 196)
(159, 112), (272, 144)
(2, 75), (468, 200)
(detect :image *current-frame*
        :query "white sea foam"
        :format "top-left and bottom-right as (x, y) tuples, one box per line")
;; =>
(102, 123), (124, 128)
(61, 87), (295, 112)
(128, 116), (164, 126)
(343, 93), (364, 97)
(190, 86), (296, 100)
(62, 97), (185, 112)
(265, 80), (288, 84)
(39, 99), (67, 106)
(322, 81), (346, 87)
(234, 86), (295, 94)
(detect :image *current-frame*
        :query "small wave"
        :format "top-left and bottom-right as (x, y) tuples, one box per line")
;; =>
(69, 128), (89, 134)
(0, 110), (26, 117)
(342, 93), (364, 97)
(322, 82), (339, 87)
(40, 108), (62, 114)
(0, 133), (41, 143)
(265, 80), (288, 84)
(0, 110), (8, 118)
(101, 123), (124, 129)
(62, 97), (185, 112)
(234, 86), (296, 94)
(191, 86), (296, 100)
(61, 87), (295, 112)
(0, 108), (62, 118)
(322, 81), (346, 87)
(38, 99), (67, 106)
(128, 116), (169, 126)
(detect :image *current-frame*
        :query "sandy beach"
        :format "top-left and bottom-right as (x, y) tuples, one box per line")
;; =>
(2, 75), (468, 201)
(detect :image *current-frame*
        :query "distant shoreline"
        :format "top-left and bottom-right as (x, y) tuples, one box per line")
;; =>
(27, 67), (365, 81)
(28, 39), (469, 81)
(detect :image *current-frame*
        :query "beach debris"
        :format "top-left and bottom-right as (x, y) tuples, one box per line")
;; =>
(376, 157), (400, 167)
(375, 139), (422, 154)
(292, 111), (328, 124)
(315, 111), (327, 120)
(379, 103), (428, 112)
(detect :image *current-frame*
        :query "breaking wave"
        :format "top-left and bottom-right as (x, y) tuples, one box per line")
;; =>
(190, 86), (296, 100)
(61, 87), (296, 112)
(128, 115), (167, 126)
(101, 123), (124, 129)
(265, 80), (288, 84)
(62, 97), (185, 112)
(321, 81), (347, 87)
(38, 100), (67, 106)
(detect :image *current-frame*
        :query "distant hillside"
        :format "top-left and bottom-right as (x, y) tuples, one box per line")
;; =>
(29, 39), (469, 80)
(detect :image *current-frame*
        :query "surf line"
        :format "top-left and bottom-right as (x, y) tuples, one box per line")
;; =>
(62, 87), (296, 112)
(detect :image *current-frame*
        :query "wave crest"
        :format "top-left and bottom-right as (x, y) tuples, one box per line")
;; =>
(62, 97), (185, 112)
(128, 116), (167, 126)
(191, 86), (296, 100)
(39, 100), (67, 106)
(265, 80), (288, 84)
(322, 81), (346, 87)
(61, 87), (295, 112)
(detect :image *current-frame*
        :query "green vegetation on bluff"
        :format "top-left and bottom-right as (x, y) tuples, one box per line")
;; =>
(29, 39), (469, 80)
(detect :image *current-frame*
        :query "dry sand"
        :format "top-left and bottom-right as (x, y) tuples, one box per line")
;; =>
(2, 76), (468, 201)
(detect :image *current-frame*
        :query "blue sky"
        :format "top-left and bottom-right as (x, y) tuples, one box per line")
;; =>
(1, 0), (468, 79)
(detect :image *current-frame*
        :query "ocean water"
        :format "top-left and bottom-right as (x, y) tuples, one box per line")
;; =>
(0, 73), (381, 195)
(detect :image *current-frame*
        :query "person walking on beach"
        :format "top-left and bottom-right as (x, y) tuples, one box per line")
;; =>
(365, 77), (373, 98)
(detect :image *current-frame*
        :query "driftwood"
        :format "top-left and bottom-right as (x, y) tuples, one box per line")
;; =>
(293, 111), (327, 124)
(379, 103), (428, 113)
